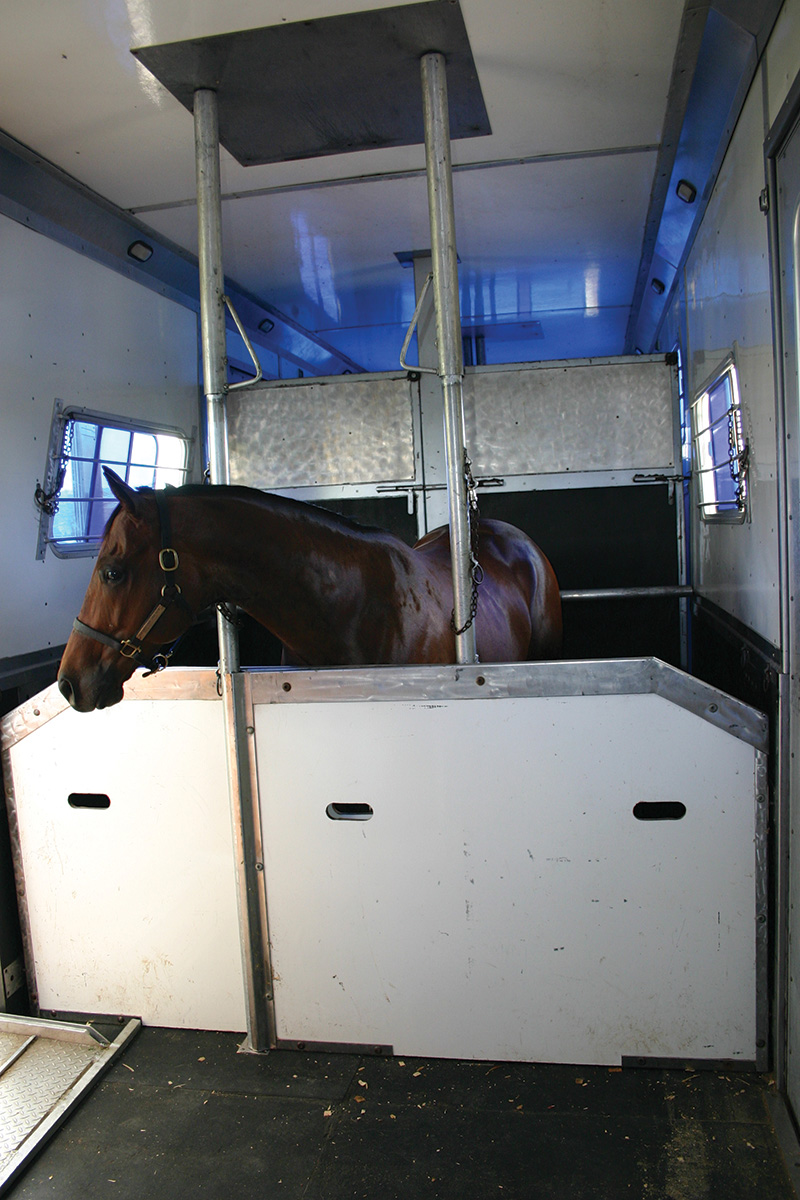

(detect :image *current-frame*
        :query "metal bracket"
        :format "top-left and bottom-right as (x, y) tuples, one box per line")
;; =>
(399, 271), (438, 374)
(224, 294), (264, 391)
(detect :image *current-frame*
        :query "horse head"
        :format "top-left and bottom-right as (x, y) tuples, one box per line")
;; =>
(57, 468), (195, 711)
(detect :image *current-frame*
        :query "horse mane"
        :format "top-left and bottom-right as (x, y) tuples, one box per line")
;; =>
(103, 481), (394, 541)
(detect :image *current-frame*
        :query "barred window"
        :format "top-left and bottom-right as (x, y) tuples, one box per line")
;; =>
(690, 358), (748, 522)
(36, 405), (190, 559)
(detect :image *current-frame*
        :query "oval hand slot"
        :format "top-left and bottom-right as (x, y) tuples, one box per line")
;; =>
(633, 801), (686, 821)
(68, 792), (111, 810)
(326, 802), (373, 821)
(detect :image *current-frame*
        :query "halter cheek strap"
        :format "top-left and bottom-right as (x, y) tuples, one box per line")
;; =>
(71, 491), (192, 676)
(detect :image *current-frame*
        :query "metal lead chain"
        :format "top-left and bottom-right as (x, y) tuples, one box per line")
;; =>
(451, 451), (483, 636)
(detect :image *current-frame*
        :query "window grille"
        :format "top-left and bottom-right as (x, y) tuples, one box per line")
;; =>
(690, 359), (748, 522)
(36, 405), (190, 559)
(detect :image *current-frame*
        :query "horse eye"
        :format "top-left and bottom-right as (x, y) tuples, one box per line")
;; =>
(101, 566), (124, 585)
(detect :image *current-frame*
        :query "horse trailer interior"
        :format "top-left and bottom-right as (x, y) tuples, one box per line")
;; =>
(2, 0), (800, 1195)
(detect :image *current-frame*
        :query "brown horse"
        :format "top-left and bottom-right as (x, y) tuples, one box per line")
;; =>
(57, 468), (562, 711)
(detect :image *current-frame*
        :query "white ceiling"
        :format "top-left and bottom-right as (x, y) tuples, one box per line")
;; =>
(0, 0), (688, 371)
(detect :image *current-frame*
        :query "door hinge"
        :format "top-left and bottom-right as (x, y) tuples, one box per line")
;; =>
(759, 186), (770, 214)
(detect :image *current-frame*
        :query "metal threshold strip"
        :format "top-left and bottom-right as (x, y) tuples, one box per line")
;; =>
(0, 1013), (140, 1195)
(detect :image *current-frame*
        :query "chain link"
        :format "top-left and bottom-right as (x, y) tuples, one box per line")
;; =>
(34, 418), (71, 517)
(450, 450), (483, 636)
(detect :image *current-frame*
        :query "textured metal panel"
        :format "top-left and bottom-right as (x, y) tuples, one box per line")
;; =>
(0, 1039), (97, 1166)
(0, 1016), (139, 1196)
(228, 376), (417, 489)
(463, 358), (675, 476)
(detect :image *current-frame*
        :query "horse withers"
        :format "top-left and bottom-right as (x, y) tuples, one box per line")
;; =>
(57, 469), (562, 711)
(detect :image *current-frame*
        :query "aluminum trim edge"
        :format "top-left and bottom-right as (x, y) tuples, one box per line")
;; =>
(247, 658), (768, 751)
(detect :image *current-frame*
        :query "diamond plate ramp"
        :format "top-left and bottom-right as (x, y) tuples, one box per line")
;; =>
(0, 1014), (140, 1194)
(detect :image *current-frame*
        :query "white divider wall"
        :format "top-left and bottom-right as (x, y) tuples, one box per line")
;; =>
(252, 661), (766, 1066)
(2, 660), (765, 1058)
(2, 673), (246, 1031)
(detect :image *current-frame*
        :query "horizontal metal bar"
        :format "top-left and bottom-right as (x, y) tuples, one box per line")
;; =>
(560, 586), (693, 601)
(691, 408), (735, 438)
(696, 500), (744, 513)
(0, 1014), (109, 1045)
(273, 1038), (393, 1055)
(129, 143), (660, 216)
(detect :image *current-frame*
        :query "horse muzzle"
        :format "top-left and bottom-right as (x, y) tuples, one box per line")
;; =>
(57, 666), (126, 712)
(57, 634), (131, 712)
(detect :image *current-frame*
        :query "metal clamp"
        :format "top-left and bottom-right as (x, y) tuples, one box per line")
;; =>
(399, 272), (438, 374)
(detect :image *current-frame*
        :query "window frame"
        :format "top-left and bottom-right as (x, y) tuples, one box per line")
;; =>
(36, 401), (193, 560)
(689, 354), (749, 525)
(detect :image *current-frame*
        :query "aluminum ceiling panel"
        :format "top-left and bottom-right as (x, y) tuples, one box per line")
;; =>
(132, 3), (490, 166)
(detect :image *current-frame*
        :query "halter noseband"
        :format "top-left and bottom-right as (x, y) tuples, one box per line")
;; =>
(71, 491), (190, 676)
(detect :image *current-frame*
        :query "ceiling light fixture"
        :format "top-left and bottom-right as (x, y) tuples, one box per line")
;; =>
(127, 240), (153, 262)
(676, 179), (697, 204)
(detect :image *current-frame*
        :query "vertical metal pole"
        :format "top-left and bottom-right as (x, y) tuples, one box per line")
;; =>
(420, 51), (477, 664)
(194, 88), (239, 671)
(194, 88), (272, 1052)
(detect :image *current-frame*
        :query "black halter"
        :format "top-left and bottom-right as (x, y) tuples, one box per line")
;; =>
(71, 490), (191, 676)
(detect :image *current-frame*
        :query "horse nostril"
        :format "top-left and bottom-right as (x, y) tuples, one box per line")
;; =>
(58, 676), (75, 704)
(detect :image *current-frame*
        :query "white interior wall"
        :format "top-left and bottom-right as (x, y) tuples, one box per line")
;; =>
(678, 30), (789, 648)
(0, 214), (200, 661)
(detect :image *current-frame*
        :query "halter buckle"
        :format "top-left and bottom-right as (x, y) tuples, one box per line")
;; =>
(159, 547), (179, 571)
(119, 639), (140, 659)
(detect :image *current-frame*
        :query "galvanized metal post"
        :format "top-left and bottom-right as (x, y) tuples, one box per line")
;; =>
(420, 52), (477, 664)
(193, 87), (272, 1052)
(194, 88), (239, 671)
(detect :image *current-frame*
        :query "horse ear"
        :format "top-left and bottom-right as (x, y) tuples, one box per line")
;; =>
(103, 467), (143, 516)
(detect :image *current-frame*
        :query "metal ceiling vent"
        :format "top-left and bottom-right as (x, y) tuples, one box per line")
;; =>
(131, 1), (491, 168)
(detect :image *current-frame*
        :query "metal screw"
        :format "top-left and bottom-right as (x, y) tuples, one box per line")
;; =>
(282, 681), (292, 692)
(476, 675), (486, 686)
(255, 862), (264, 872)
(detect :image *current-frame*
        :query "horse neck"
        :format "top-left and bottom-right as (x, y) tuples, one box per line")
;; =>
(172, 490), (388, 660)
